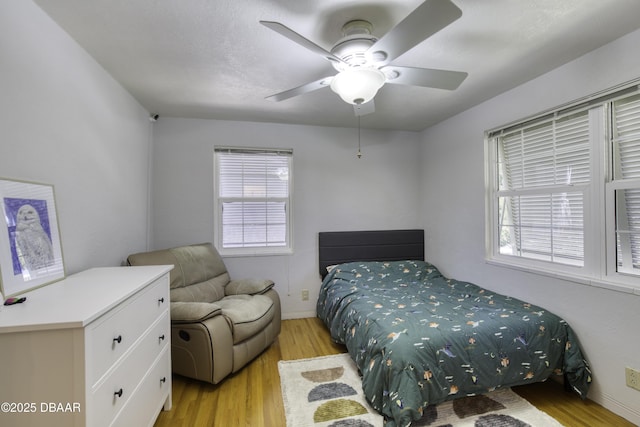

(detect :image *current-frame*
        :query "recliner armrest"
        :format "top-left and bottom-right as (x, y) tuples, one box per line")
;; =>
(171, 301), (222, 323)
(226, 278), (274, 296)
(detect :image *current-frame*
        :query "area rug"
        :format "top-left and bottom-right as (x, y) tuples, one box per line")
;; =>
(278, 353), (564, 427)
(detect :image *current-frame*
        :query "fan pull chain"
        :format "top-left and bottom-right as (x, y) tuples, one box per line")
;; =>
(357, 115), (362, 159)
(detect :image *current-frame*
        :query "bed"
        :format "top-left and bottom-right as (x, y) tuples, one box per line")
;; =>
(316, 229), (592, 427)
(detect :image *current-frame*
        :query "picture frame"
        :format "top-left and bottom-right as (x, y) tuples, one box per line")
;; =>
(0, 178), (65, 298)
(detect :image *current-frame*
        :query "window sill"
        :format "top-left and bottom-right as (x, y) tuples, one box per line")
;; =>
(485, 258), (640, 296)
(218, 247), (293, 258)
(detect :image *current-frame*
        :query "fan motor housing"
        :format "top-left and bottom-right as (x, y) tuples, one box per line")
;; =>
(330, 20), (379, 70)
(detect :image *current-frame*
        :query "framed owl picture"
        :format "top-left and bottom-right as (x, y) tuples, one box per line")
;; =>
(0, 178), (65, 298)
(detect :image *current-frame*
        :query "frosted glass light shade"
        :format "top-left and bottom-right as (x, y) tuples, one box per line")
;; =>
(330, 67), (386, 105)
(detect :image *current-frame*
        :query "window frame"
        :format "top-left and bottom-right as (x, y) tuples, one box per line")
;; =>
(605, 92), (640, 284)
(606, 178), (640, 280)
(486, 82), (640, 295)
(213, 146), (293, 257)
(496, 109), (593, 268)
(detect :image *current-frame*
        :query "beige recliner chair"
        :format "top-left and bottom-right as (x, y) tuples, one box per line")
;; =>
(127, 242), (281, 384)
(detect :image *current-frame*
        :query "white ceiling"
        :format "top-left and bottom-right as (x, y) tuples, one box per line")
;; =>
(34, 0), (640, 131)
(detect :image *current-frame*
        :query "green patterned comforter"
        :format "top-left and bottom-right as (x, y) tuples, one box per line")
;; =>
(316, 260), (591, 427)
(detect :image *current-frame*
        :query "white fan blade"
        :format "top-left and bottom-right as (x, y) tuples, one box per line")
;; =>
(383, 66), (467, 90)
(260, 21), (347, 66)
(354, 100), (375, 116)
(265, 77), (333, 102)
(368, 0), (462, 65)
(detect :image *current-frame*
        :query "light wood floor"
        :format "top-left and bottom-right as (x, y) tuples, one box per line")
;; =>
(154, 317), (634, 427)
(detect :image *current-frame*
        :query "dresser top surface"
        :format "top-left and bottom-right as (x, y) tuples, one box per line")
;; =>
(0, 265), (172, 333)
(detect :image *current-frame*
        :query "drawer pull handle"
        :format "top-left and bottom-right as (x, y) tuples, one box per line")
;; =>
(160, 377), (167, 384)
(158, 297), (165, 304)
(114, 388), (123, 398)
(159, 334), (165, 341)
(113, 335), (122, 344)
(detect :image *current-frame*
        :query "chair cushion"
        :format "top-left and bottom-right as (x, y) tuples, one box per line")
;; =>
(170, 301), (222, 323)
(226, 278), (275, 296)
(217, 295), (275, 344)
(128, 243), (230, 303)
(169, 243), (227, 287)
(170, 274), (229, 303)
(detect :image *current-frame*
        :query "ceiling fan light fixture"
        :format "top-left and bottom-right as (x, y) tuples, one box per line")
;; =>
(330, 67), (386, 105)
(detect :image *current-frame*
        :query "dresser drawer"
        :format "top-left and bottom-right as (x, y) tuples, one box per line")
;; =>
(86, 274), (169, 385)
(110, 348), (171, 427)
(89, 311), (170, 427)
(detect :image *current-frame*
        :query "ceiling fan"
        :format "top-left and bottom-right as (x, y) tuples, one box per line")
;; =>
(260, 0), (468, 116)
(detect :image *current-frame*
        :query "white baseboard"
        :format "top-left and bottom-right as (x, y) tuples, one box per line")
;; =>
(590, 392), (640, 426)
(282, 311), (316, 320)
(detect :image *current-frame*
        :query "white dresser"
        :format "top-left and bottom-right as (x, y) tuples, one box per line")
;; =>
(0, 265), (173, 427)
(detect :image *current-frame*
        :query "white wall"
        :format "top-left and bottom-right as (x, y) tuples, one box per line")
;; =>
(151, 118), (423, 318)
(0, 1), (152, 276)
(420, 29), (640, 424)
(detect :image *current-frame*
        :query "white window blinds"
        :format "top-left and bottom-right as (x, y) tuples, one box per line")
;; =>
(214, 147), (292, 253)
(496, 110), (590, 266)
(612, 93), (640, 274)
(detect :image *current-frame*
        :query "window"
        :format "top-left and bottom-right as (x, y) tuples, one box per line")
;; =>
(608, 93), (640, 276)
(214, 147), (292, 255)
(487, 83), (640, 291)
(496, 111), (590, 267)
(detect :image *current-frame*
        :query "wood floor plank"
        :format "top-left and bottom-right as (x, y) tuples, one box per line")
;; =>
(154, 317), (634, 427)
(512, 380), (635, 426)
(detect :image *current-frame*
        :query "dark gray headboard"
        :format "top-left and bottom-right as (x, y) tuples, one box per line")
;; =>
(318, 229), (425, 278)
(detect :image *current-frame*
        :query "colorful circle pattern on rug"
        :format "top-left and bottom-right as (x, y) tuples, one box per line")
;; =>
(302, 366), (375, 426)
(280, 355), (562, 427)
(413, 390), (547, 426)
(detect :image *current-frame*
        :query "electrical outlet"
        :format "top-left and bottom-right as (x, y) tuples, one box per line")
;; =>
(626, 367), (640, 391)
(301, 289), (309, 301)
